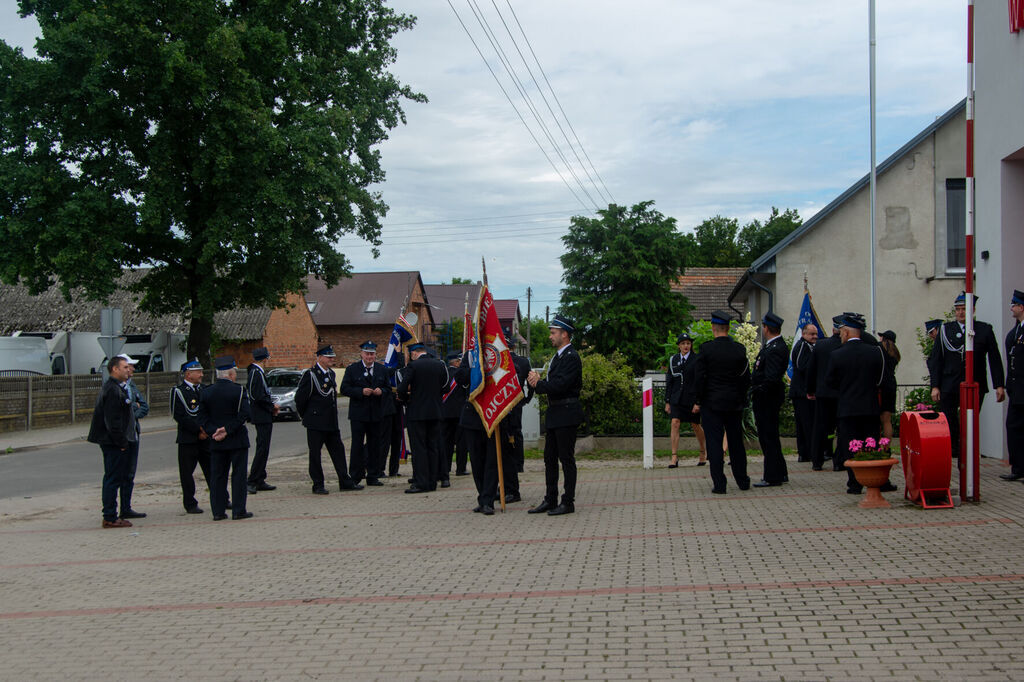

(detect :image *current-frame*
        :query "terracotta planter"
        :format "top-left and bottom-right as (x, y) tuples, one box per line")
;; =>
(846, 458), (899, 508)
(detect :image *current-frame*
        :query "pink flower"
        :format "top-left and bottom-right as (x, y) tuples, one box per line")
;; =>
(879, 437), (890, 448)
(914, 403), (929, 411)
(849, 440), (863, 453)
(865, 437), (876, 449)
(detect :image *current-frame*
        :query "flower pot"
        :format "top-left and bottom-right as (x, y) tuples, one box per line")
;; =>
(846, 458), (899, 508)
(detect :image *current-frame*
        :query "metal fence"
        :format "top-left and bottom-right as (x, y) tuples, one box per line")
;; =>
(0, 369), (238, 433)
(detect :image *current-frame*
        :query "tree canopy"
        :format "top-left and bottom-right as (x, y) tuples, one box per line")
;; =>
(559, 201), (691, 373)
(683, 207), (802, 267)
(0, 0), (425, 361)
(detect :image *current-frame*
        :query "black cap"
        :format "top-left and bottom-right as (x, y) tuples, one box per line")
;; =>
(214, 355), (236, 371)
(879, 330), (896, 342)
(762, 312), (783, 329)
(955, 291), (978, 306)
(359, 340), (378, 352)
(842, 312), (866, 330)
(925, 319), (942, 332)
(180, 358), (203, 372)
(676, 332), (693, 344)
(549, 314), (575, 334)
(832, 315), (845, 328)
(710, 310), (733, 325)
(408, 342), (426, 353)
(316, 345), (335, 357)
(1012, 289), (1024, 306)
(252, 347), (269, 361)
(446, 351), (461, 362)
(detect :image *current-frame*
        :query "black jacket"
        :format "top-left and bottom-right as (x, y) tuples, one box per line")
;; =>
(751, 335), (788, 396)
(198, 378), (251, 451)
(1006, 322), (1024, 405)
(534, 345), (584, 429)
(825, 339), (884, 418)
(693, 336), (750, 412)
(171, 380), (207, 444)
(929, 320), (1005, 396)
(340, 361), (391, 422)
(789, 338), (814, 399)
(664, 352), (696, 406)
(295, 363), (340, 431)
(398, 354), (449, 421)
(441, 363), (466, 420)
(87, 378), (136, 449)
(503, 352), (533, 431)
(806, 333), (841, 399)
(246, 363), (275, 424)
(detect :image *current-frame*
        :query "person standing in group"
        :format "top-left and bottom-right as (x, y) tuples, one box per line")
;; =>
(929, 292), (1005, 461)
(664, 332), (706, 468)
(1001, 289), (1024, 481)
(454, 348), (499, 514)
(825, 313), (889, 495)
(172, 358), (213, 514)
(198, 356), (253, 521)
(878, 331), (901, 448)
(807, 316), (844, 471)
(341, 341), (391, 487)
(790, 323), (818, 464)
(246, 347), (279, 495)
(752, 312), (789, 487)
(113, 353), (148, 520)
(380, 352), (405, 479)
(499, 327), (533, 502)
(295, 345), (361, 494)
(441, 352), (469, 477)
(924, 318), (943, 380)
(527, 315), (584, 516)
(692, 310), (751, 495)
(399, 343), (449, 493)
(87, 356), (137, 528)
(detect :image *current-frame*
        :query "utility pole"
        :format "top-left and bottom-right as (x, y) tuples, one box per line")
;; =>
(545, 305), (550, 325)
(526, 287), (532, 359)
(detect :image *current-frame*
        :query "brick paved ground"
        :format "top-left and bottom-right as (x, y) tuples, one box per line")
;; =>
(1, 449), (1023, 681)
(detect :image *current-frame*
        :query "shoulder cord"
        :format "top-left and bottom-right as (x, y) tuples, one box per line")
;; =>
(668, 353), (683, 378)
(940, 324), (964, 356)
(172, 387), (199, 417)
(308, 367), (334, 398)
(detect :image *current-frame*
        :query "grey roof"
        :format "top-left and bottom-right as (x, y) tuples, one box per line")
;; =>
(0, 269), (271, 340)
(423, 283), (482, 325)
(730, 98), (967, 301)
(306, 271), (426, 326)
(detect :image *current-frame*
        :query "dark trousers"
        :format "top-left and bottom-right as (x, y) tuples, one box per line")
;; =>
(811, 397), (838, 469)
(210, 447), (248, 517)
(792, 397), (815, 462)
(380, 411), (405, 477)
(407, 419), (441, 491)
(753, 390), (787, 483)
(120, 437), (140, 513)
(443, 418), (468, 474)
(700, 408), (750, 492)
(500, 428), (523, 496)
(307, 428), (353, 488)
(100, 444), (129, 522)
(465, 429), (499, 507)
(349, 420), (381, 483)
(248, 422), (273, 485)
(178, 441), (212, 511)
(836, 414), (880, 492)
(940, 390), (988, 461)
(543, 425), (578, 505)
(1008, 403), (1024, 475)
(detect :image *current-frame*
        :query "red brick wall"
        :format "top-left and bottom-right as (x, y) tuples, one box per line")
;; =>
(216, 293), (319, 370)
(318, 324), (399, 366)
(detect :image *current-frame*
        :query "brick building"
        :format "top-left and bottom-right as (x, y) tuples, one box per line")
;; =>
(671, 267), (748, 321)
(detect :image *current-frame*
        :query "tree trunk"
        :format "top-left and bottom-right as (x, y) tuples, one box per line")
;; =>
(187, 315), (214, 370)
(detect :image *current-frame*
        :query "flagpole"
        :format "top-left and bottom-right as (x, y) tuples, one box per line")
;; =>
(481, 256), (488, 288)
(495, 428), (506, 512)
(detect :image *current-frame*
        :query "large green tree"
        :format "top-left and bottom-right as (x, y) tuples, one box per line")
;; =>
(0, 0), (424, 361)
(559, 201), (691, 373)
(737, 206), (802, 264)
(683, 207), (803, 267)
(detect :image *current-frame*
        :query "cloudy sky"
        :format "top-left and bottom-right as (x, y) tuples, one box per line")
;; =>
(1, 1), (968, 315)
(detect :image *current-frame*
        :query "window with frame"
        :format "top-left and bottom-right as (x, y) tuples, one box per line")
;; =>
(945, 178), (966, 273)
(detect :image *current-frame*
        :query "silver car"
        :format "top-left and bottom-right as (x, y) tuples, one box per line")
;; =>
(266, 369), (303, 421)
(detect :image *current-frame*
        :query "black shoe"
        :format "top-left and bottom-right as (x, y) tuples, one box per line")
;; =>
(185, 507), (204, 514)
(547, 503), (574, 516)
(833, 465), (844, 472)
(120, 509), (147, 519)
(212, 514), (228, 521)
(407, 478), (416, 484)
(247, 484), (259, 494)
(440, 480), (451, 488)
(753, 480), (782, 488)
(812, 466), (824, 471)
(879, 482), (898, 492)
(504, 492), (521, 503)
(455, 471), (470, 476)
(256, 482), (276, 491)
(341, 483), (364, 491)
(711, 488), (726, 495)
(472, 505), (483, 513)
(232, 511), (254, 520)
(312, 486), (329, 495)
(365, 479), (384, 487)
(696, 461), (707, 466)
(480, 505), (495, 515)
(1000, 473), (1024, 481)
(528, 500), (554, 514)
(405, 486), (429, 494)
(737, 483), (750, 491)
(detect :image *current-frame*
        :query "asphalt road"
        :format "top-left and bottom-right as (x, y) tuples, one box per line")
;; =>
(0, 418), (351, 500)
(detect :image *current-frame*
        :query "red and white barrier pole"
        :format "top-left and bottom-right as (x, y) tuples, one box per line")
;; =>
(642, 376), (654, 469)
(962, 0), (980, 502)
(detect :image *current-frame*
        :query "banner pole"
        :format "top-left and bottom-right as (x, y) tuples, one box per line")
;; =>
(494, 424), (506, 512)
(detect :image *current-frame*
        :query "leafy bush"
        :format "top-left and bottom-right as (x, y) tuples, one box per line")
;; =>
(579, 351), (641, 435)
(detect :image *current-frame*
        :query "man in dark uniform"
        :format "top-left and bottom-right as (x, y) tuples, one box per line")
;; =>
(929, 292), (1006, 461)
(87, 355), (137, 528)
(499, 327), (533, 502)
(752, 312), (789, 487)
(1000, 289), (1024, 481)
(664, 332), (704, 468)
(924, 318), (943, 381)
(198, 356), (252, 520)
(790, 323), (817, 463)
(341, 341), (391, 486)
(295, 345), (362, 494)
(692, 310), (751, 495)
(527, 314), (584, 516)
(246, 347), (279, 494)
(172, 358), (213, 514)
(399, 342), (449, 493)
(807, 316), (844, 471)
(380, 352), (405, 478)
(454, 349), (499, 514)
(441, 352), (469, 477)
(825, 313), (886, 494)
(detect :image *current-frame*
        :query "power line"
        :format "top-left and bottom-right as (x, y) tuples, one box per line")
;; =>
(383, 208), (594, 227)
(377, 217), (570, 237)
(337, 222), (572, 246)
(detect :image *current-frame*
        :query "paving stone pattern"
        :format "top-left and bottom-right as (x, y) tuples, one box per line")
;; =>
(1, 453), (1023, 680)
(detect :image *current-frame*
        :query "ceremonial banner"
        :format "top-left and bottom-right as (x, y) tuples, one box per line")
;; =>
(787, 291), (824, 380)
(383, 314), (417, 375)
(467, 285), (524, 436)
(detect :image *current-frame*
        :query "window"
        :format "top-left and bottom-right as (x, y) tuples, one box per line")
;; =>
(306, 301), (317, 313)
(364, 300), (383, 313)
(945, 178), (966, 272)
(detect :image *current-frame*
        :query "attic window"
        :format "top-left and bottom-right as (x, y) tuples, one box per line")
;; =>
(306, 301), (317, 313)
(364, 300), (383, 313)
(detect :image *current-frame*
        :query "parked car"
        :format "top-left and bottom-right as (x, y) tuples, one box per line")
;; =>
(266, 369), (303, 421)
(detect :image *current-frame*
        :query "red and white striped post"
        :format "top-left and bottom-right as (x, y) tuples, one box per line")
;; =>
(642, 376), (654, 469)
(962, 0), (980, 502)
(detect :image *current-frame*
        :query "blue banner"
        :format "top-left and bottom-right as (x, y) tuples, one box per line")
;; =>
(788, 292), (824, 379)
